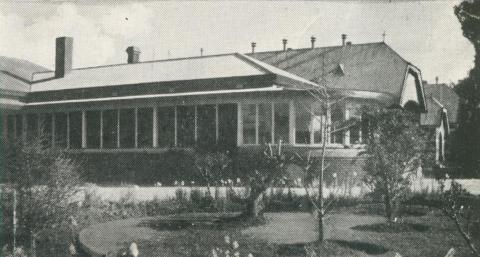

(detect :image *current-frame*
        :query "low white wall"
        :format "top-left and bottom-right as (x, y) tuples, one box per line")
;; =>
(80, 179), (480, 203)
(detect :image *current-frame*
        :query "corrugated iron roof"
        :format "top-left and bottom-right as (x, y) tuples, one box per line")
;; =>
(247, 42), (409, 97)
(420, 96), (445, 126)
(0, 56), (50, 82)
(1, 71), (31, 94)
(423, 83), (459, 124)
(32, 53), (320, 92)
(0, 56), (50, 94)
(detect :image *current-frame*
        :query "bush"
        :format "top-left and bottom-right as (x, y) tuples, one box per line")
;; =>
(1, 138), (81, 251)
(265, 188), (311, 212)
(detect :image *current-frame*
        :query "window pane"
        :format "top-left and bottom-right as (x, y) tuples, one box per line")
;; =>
(295, 103), (311, 144)
(54, 113), (68, 148)
(157, 106), (175, 147)
(312, 103), (325, 144)
(26, 113), (38, 142)
(348, 104), (362, 144)
(15, 114), (23, 139)
(361, 113), (370, 143)
(69, 111), (82, 149)
(274, 103), (289, 143)
(119, 109), (135, 148)
(86, 111), (101, 148)
(331, 105), (344, 144)
(258, 103), (272, 144)
(197, 105), (216, 148)
(218, 104), (237, 149)
(102, 110), (118, 148)
(177, 106), (195, 147)
(40, 113), (52, 146)
(138, 108), (153, 148)
(242, 104), (256, 144)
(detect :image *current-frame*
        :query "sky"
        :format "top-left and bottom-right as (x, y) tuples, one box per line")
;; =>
(0, 1), (475, 84)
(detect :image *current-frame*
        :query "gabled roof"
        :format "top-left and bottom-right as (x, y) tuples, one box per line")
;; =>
(1, 71), (31, 94)
(0, 56), (50, 94)
(0, 56), (50, 82)
(421, 95), (447, 127)
(247, 42), (410, 97)
(423, 83), (459, 124)
(31, 53), (319, 93)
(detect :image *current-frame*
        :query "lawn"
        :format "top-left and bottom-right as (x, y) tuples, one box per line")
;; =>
(78, 206), (477, 257)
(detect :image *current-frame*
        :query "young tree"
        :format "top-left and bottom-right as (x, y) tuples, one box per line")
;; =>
(294, 97), (357, 241)
(194, 151), (231, 198)
(244, 143), (290, 218)
(2, 134), (81, 253)
(362, 109), (432, 222)
(437, 179), (480, 257)
(292, 53), (364, 241)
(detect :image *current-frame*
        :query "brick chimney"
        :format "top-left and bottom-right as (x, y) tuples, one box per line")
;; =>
(126, 46), (141, 64)
(282, 39), (288, 51)
(55, 37), (73, 78)
(341, 34), (347, 46)
(311, 36), (316, 49)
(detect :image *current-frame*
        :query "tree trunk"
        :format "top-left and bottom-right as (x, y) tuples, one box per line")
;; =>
(453, 215), (480, 257)
(245, 191), (264, 219)
(318, 107), (328, 242)
(318, 211), (324, 241)
(384, 187), (393, 222)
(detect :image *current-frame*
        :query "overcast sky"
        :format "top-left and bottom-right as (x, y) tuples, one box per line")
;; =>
(0, 1), (474, 84)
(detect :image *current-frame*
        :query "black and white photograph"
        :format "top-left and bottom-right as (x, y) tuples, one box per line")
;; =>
(0, 0), (479, 256)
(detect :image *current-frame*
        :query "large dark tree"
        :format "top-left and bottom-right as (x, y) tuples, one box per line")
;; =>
(449, 0), (480, 177)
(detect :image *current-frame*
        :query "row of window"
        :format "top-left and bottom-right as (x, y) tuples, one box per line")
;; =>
(3, 104), (237, 149)
(2, 101), (368, 149)
(242, 103), (289, 144)
(241, 102), (368, 146)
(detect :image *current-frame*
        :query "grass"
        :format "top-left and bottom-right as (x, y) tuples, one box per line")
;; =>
(79, 206), (478, 257)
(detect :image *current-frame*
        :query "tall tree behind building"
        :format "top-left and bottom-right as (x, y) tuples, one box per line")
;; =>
(450, 0), (480, 177)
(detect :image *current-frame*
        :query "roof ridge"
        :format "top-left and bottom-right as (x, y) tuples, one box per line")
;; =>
(0, 70), (33, 84)
(32, 42), (386, 75)
(248, 41), (385, 55)
(235, 53), (320, 88)
(32, 52), (238, 75)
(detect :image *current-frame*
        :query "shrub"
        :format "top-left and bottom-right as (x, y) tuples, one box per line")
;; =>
(1, 138), (81, 250)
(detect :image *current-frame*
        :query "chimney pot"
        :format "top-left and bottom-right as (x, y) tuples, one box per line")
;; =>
(341, 34), (347, 46)
(435, 76), (439, 84)
(126, 46), (141, 64)
(55, 37), (73, 78)
(282, 38), (288, 51)
(251, 42), (256, 54)
(311, 36), (316, 49)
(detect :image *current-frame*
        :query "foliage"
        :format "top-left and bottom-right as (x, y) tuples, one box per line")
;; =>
(194, 151), (232, 200)
(242, 143), (291, 218)
(210, 235), (254, 257)
(1, 137), (82, 251)
(264, 188), (312, 212)
(448, 75), (480, 178)
(450, 0), (480, 177)
(362, 109), (433, 221)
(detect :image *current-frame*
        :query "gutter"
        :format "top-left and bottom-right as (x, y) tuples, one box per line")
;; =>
(24, 86), (283, 106)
